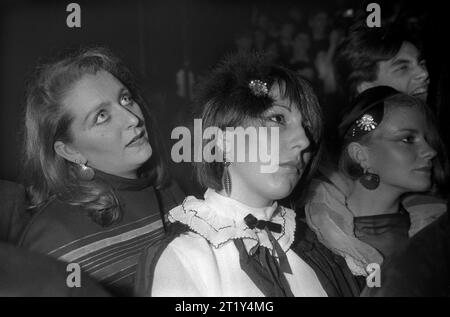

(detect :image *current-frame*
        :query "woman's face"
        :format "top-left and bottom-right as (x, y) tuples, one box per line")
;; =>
(228, 82), (312, 207)
(61, 70), (152, 178)
(364, 105), (436, 193)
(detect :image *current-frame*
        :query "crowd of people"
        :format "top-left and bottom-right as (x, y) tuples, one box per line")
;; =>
(0, 3), (449, 297)
(234, 8), (341, 99)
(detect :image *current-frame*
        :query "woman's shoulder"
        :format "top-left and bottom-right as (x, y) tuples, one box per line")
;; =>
(135, 221), (215, 296)
(24, 198), (90, 229)
(168, 229), (215, 258)
(139, 220), (213, 265)
(156, 216), (216, 260)
(18, 198), (92, 253)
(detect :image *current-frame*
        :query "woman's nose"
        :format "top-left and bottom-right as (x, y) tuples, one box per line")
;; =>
(120, 105), (141, 128)
(422, 141), (437, 160)
(290, 124), (311, 155)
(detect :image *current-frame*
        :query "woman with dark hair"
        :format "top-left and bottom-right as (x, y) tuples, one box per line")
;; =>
(136, 52), (326, 297)
(305, 86), (448, 282)
(19, 47), (184, 296)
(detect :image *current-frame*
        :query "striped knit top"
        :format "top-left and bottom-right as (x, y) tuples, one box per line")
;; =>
(19, 170), (184, 296)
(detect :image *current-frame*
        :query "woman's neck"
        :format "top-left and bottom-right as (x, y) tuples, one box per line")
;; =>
(218, 189), (275, 220)
(346, 182), (402, 217)
(103, 168), (138, 180)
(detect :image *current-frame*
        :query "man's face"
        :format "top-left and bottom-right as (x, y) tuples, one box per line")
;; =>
(359, 42), (429, 100)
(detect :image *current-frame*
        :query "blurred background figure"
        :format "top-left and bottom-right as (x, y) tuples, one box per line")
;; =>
(278, 22), (296, 65)
(289, 31), (316, 83)
(308, 10), (330, 58)
(175, 59), (196, 102)
(235, 30), (254, 53)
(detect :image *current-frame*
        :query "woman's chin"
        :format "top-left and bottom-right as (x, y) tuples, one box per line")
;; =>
(398, 179), (432, 193)
(411, 182), (432, 193)
(264, 182), (296, 201)
(132, 143), (153, 163)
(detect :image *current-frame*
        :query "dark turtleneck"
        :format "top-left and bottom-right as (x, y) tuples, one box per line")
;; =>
(19, 169), (184, 296)
(94, 169), (153, 191)
(353, 206), (411, 259)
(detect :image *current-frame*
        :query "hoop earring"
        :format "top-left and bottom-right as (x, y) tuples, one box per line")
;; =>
(222, 161), (232, 197)
(78, 162), (95, 181)
(359, 168), (379, 190)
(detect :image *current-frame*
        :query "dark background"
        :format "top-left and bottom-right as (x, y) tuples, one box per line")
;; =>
(0, 0), (448, 184)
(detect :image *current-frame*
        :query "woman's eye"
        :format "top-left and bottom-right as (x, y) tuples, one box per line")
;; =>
(268, 114), (286, 125)
(120, 94), (133, 107)
(402, 136), (415, 143)
(399, 63), (412, 72)
(95, 110), (109, 124)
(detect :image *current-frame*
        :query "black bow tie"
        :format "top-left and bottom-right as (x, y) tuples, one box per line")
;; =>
(244, 214), (282, 233)
(243, 212), (291, 275)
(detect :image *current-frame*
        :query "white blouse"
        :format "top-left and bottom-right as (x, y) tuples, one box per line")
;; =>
(152, 189), (327, 297)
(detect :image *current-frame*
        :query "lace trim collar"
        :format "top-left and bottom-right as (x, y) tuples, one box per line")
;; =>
(168, 189), (296, 254)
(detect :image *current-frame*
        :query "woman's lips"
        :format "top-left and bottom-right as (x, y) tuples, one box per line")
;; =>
(278, 162), (301, 175)
(414, 166), (432, 174)
(126, 131), (146, 147)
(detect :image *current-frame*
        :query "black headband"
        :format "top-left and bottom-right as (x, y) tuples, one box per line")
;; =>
(338, 86), (401, 140)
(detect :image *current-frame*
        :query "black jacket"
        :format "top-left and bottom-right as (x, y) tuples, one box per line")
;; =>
(0, 241), (110, 296)
(361, 211), (450, 297)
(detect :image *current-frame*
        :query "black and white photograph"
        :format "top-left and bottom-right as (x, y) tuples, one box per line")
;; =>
(0, 0), (449, 300)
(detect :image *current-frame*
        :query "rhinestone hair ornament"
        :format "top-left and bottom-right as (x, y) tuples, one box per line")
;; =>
(338, 86), (400, 140)
(356, 114), (377, 131)
(249, 79), (269, 97)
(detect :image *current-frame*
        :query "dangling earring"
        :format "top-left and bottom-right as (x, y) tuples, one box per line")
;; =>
(359, 168), (379, 190)
(221, 135), (232, 196)
(222, 161), (232, 196)
(77, 161), (95, 181)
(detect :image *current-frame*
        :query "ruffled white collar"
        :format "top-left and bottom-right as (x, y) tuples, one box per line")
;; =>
(168, 188), (296, 255)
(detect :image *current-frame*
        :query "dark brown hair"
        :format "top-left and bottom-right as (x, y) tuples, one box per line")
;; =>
(23, 47), (169, 226)
(194, 52), (323, 207)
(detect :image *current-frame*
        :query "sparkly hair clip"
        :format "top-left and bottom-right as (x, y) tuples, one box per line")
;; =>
(352, 113), (378, 137)
(249, 79), (269, 97)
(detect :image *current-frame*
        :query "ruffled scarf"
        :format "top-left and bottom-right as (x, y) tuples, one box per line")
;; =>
(305, 170), (446, 276)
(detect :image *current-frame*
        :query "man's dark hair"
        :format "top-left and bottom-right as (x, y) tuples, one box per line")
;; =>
(334, 21), (408, 99)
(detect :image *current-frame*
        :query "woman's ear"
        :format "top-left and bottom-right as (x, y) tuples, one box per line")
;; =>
(347, 142), (370, 170)
(54, 140), (86, 164)
(215, 129), (233, 162)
